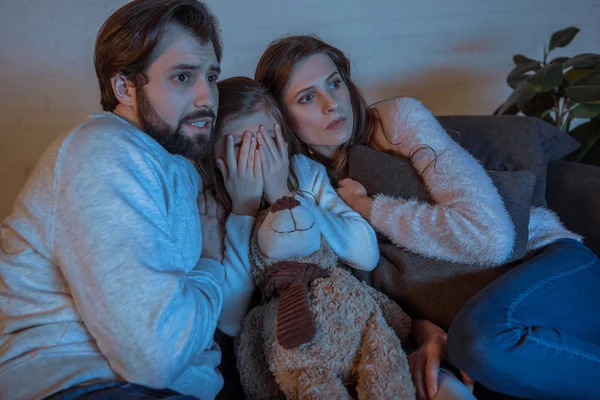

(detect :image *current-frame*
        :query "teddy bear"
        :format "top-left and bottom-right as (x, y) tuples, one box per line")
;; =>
(236, 196), (416, 400)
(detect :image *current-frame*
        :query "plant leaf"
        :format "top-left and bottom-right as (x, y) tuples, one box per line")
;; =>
(566, 120), (600, 162)
(580, 138), (600, 165)
(493, 102), (519, 115)
(564, 68), (595, 85)
(566, 73), (600, 104)
(542, 114), (556, 126)
(527, 63), (564, 92)
(513, 54), (539, 65)
(506, 61), (541, 89)
(517, 92), (555, 118)
(497, 81), (538, 115)
(549, 27), (580, 51)
(551, 57), (570, 64)
(496, 103), (519, 115)
(570, 104), (600, 119)
(564, 53), (600, 68)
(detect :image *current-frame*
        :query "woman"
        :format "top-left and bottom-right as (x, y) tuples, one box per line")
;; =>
(255, 35), (600, 399)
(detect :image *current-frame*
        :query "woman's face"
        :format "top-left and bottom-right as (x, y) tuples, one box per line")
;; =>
(282, 53), (354, 158)
(214, 109), (277, 161)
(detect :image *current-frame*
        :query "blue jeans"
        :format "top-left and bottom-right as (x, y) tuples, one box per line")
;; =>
(447, 239), (600, 399)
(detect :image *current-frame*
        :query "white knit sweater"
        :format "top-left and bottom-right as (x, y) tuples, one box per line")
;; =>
(368, 97), (582, 266)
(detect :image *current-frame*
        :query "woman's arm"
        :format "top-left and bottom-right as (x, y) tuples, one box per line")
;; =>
(367, 97), (515, 266)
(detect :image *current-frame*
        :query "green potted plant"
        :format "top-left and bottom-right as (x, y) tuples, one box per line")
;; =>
(495, 27), (600, 165)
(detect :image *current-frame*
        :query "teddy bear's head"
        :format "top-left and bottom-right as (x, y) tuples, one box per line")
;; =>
(249, 196), (338, 290)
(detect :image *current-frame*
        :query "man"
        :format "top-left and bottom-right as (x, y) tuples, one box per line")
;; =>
(0, 1), (254, 399)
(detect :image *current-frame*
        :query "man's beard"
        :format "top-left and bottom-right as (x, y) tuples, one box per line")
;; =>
(136, 87), (215, 161)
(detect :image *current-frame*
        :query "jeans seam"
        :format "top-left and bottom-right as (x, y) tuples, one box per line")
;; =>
(505, 257), (598, 362)
(528, 335), (600, 364)
(507, 257), (596, 326)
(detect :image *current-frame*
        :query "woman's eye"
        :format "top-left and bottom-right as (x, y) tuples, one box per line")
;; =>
(328, 79), (341, 89)
(300, 93), (315, 103)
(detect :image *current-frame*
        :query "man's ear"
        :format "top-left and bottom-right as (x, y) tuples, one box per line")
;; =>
(110, 74), (135, 107)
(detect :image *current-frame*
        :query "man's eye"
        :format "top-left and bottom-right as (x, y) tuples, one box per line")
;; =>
(207, 74), (219, 84)
(174, 73), (190, 83)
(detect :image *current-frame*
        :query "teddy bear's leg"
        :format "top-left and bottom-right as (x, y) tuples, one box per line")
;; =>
(275, 367), (352, 400)
(355, 310), (416, 400)
(237, 306), (284, 400)
(361, 282), (413, 340)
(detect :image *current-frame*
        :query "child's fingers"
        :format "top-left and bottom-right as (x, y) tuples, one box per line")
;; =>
(237, 131), (253, 171)
(225, 136), (237, 173)
(216, 158), (228, 181)
(274, 124), (288, 158)
(254, 150), (263, 182)
(258, 125), (277, 163)
(246, 136), (256, 173)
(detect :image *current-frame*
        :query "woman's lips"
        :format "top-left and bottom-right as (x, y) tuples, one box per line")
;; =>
(326, 117), (346, 130)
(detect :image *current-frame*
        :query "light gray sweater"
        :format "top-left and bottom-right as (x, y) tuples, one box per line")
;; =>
(0, 112), (255, 400)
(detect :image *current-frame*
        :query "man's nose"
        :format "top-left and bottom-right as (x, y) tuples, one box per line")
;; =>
(193, 80), (216, 110)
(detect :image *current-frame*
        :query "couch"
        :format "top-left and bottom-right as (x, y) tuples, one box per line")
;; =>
(216, 114), (600, 400)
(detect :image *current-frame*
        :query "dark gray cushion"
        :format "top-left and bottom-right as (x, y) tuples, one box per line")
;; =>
(437, 116), (579, 207)
(348, 145), (536, 328)
(546, 160), (600, 256)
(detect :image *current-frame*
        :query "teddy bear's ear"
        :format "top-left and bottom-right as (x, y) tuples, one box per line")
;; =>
(270, 196), (300, 213)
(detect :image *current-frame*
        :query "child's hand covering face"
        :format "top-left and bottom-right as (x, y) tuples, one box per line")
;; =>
(215, 110), (278, 216)
(216, 110), (291, 209)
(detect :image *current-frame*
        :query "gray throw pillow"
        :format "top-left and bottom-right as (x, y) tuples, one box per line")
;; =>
(436, 115), (579, 207)
(348, 145), (536, 328)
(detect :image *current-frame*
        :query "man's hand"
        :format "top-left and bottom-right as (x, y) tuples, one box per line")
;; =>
(198, 189), (226, 263)
(336, 178), (373, 220)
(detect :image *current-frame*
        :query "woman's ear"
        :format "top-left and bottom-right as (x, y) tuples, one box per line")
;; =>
(110, 74), (135, 107)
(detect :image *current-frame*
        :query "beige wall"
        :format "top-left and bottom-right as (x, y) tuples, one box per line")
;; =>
(0, 0), (599, 219)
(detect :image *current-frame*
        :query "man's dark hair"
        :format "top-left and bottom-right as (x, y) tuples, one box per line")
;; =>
(94, 0), (222, 111)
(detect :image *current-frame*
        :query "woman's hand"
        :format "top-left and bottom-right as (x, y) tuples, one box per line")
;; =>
(409, 319), (474, 400)
(336, 178), (373, 220)
(257, 124), (292, 205)
(216, 131), (263, 216)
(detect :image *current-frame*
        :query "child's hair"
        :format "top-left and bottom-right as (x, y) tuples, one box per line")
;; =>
(207, 76), (301, 213)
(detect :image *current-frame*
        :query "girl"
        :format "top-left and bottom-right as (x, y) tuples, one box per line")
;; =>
(208, 76), (380, 338)
(255, 35), (600, 400)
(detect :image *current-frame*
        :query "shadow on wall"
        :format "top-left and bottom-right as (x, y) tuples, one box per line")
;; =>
(0, 68), (99, 220)
(362, 66), (508, 116)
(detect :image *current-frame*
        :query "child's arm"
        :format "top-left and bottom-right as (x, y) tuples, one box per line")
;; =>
(293, 155), (380, 271)
(217, 213), (256, 337)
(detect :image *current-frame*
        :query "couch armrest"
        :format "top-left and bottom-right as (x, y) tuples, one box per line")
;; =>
(546, 161), (600, 256)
